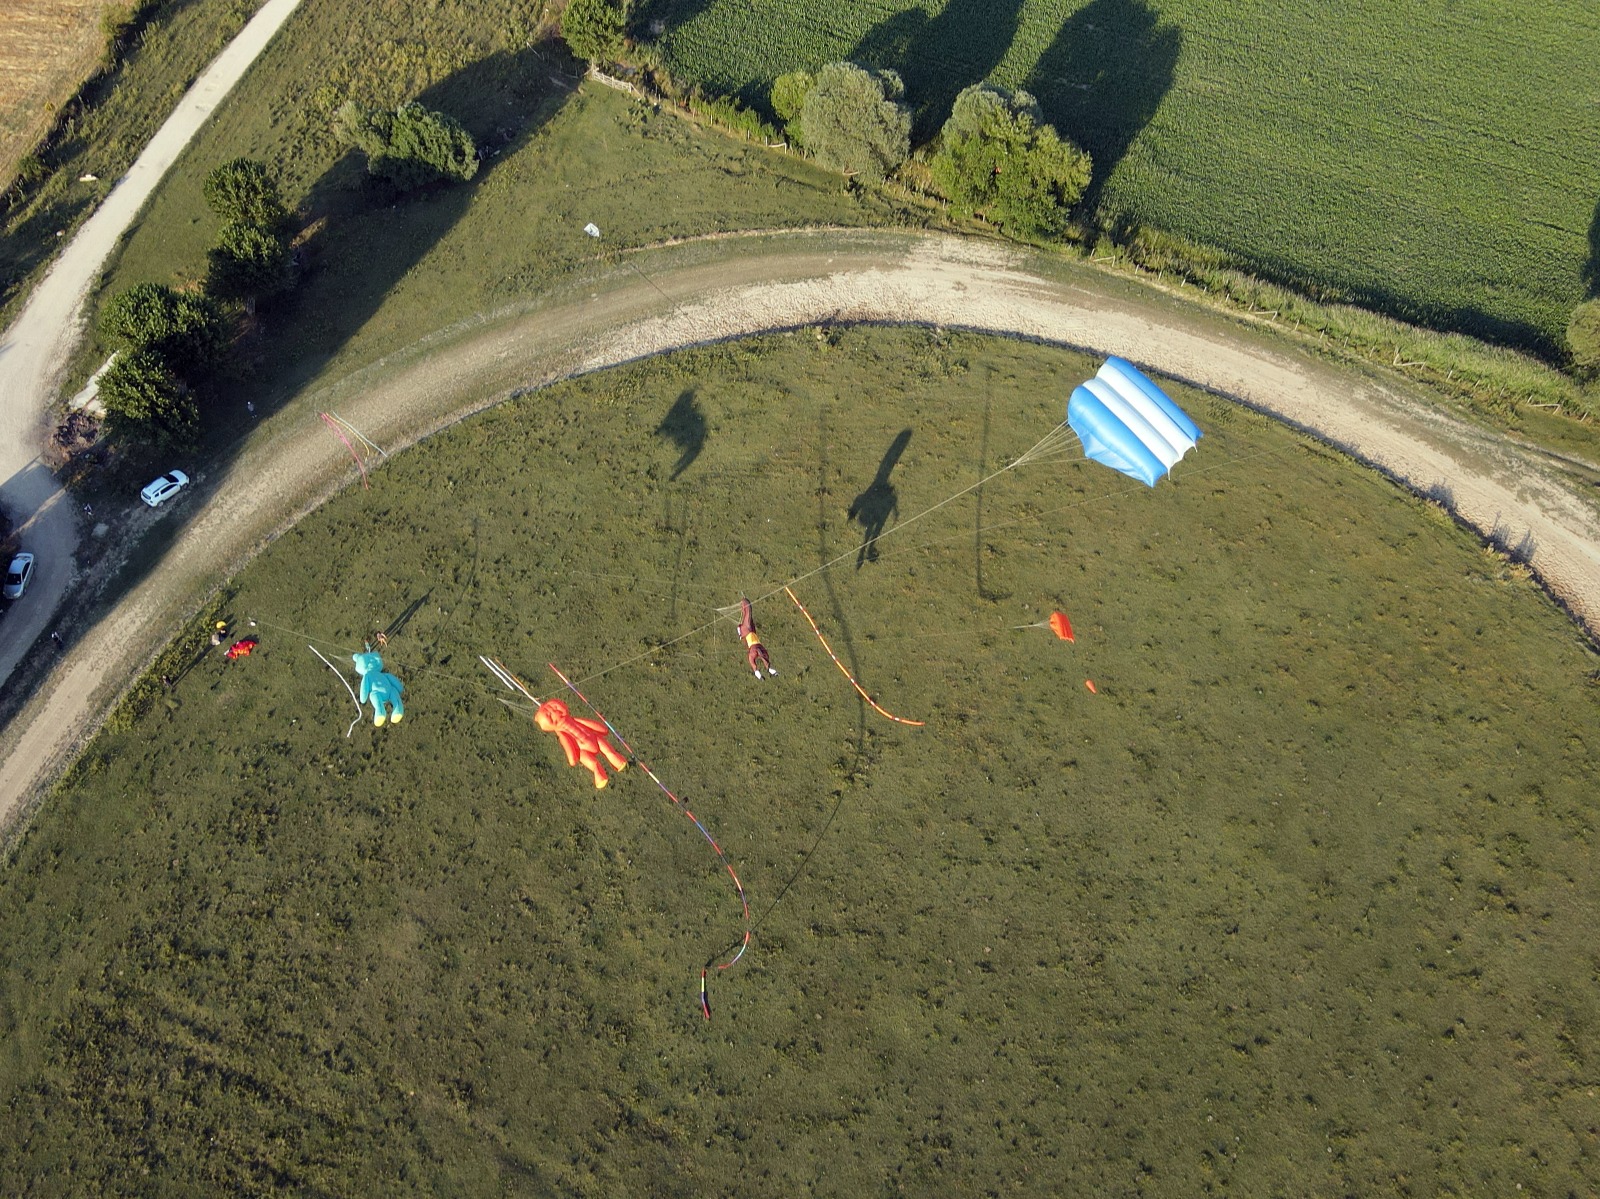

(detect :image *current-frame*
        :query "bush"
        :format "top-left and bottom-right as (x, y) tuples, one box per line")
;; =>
(99, 283), (225, 375)
(96, 348), (198, 450)
(795, 62), (911, 184)
(930, 82), (1091, 241)
(202, 158), (287, 232)
(562, 0), (626, 64)
(694, 95), (778, 143)
(206, 220), (293, 305)
(335, 100), (479, 190)
(1566, 299), (1600, 375)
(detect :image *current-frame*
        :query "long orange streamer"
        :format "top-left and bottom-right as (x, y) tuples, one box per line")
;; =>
(783, 586), (926, 727)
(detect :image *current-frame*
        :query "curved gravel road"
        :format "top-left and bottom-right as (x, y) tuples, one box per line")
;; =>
(1, 228), (1597, 831)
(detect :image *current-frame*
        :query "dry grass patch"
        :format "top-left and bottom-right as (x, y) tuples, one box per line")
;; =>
(0, 0), (118, 190)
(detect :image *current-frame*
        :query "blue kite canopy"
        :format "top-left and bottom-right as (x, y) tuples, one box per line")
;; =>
(1068, 357), (1201, 486)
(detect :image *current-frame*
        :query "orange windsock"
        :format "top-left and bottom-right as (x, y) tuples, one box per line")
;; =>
(1049, 611), (1074, 642)
(1084, 679), (1097, 694)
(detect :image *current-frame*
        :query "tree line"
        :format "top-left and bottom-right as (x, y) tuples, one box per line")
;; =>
(97, 102), (478, 453)
(562, 0), (1600, 387)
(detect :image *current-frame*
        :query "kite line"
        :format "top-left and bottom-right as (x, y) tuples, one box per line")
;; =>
(319, 412), (370, 490)
(546, 662), (752, 1019)
(309, 645), (363, 737)
(482, 656), (751, 1018)
(784, 586), (926, 727)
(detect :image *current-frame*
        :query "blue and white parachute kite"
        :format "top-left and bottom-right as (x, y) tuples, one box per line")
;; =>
(1067, 357), (1201, 486)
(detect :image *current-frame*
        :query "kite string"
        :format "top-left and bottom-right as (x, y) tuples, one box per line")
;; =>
(783, 586), (926, 727)
(566, 425), (1083, 692)
(326, 410), (388, 459)
(542, 663), (752, 988)
(753, 424), (1079, 607)
(309, 645), (362, 738)
(320, 412), (370, 490)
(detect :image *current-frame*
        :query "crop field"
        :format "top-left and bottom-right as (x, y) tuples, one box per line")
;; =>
(640, 0), (1600, 354)
(3, 327), (1597, 1195)
(0, 0), (113, 191)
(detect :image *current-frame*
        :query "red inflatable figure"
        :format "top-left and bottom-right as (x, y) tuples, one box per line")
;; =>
(535, 698), (628, 789)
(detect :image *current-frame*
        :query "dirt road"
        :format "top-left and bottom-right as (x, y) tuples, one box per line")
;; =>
(0, 0), (305, 687)
(1, 228), (1596, 832)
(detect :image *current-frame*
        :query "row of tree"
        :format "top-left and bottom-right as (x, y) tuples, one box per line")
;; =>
(94, 99), (480, 452)
(773, 65), (1093, 241)
(557, 2), (1093, 243)
(95, 157), (292, 450)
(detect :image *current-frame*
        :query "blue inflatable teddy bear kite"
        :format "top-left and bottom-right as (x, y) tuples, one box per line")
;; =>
(352, 646), (405, 727)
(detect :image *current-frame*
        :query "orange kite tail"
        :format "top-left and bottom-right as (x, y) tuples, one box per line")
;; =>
(784, 586), (925, 727)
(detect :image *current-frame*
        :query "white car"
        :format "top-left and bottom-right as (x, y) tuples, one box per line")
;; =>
(3, 552), (34, 599)
(140, 470), (189, 507)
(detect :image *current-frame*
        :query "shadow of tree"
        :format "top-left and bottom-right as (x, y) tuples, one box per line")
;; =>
(850, 0), (1028, 140)
(1024, 0), (1180, 215)
(235, 44), (573, 417)
(847, 427), (911, 569)
(655, 389), (707, 480)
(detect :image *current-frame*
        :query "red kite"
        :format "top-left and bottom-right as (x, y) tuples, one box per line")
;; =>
(1049, 611), (1074, 642)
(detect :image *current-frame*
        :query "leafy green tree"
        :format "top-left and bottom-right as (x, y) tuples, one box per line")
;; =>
(941, 82), (1042, 144)
(335, 100), (479, 190)
(388, 102), (479, 185)
(562, 0), (626, 63)
(202, 158), (287, 232)
(771, 70), (814, 127)
(206, 220), (293, 306)
(334, 100), (391, 159)
(795, 62), (911, 184)
(1567, 299), (1600, 375)
(930, 82), (1092, 241)
(96, 348), (199, 450)
(99, 283), (224, 374)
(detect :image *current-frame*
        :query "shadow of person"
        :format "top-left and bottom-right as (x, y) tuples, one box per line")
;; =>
(382, 591), (431, 641)
(851, 0), (1028, 139)
(847, 428), (912, 569)
(1024, 0), (1180, 215)
(655, 389), (707, 480)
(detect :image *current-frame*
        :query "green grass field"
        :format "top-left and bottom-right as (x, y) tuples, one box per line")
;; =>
(640, 0), (1600, 355)
(3, 328), (1597, 1195)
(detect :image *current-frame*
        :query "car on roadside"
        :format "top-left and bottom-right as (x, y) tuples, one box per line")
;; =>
(3, 552), (35, 599)
(140, 470), (189, 507)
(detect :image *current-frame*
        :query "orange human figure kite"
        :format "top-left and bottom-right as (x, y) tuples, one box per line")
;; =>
(535, 698), (628, 788)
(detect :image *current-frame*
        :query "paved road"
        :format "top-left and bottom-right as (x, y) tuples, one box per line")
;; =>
(0, 228), (1596, 830)
(0, 0), (306, 687)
